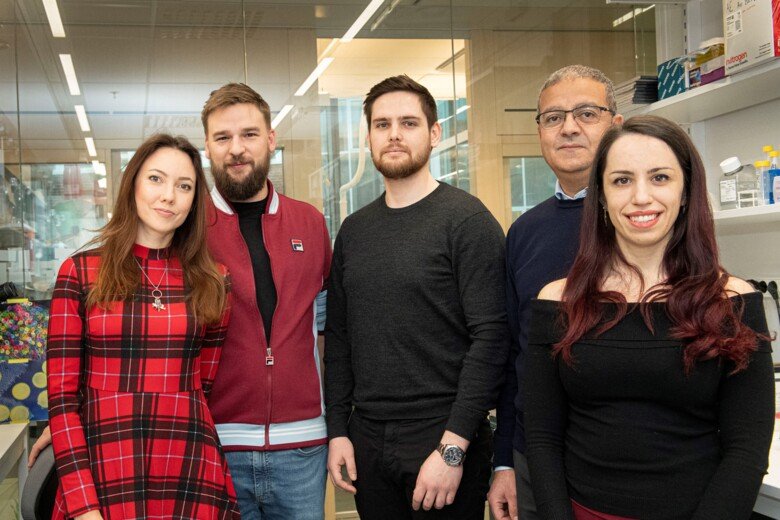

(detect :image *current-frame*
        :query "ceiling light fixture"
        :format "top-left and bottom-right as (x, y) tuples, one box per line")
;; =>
(612, 4), (655, 27)
(435, 48), (466, 72)
(341, 0), (385, 43)
(59, 54), (80, 95)
(370, 0), (402, 32)
(271, 105), (294, 129)
(85, 137), (96, 157)
(294, 57), (335, 97)
(319, 38), (340, 61)
(42, 0), (66, 38)
(74, 105), (90, 131)
(92, 160), (106, 176)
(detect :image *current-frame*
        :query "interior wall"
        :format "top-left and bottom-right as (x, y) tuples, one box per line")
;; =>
(466, 28), (640, 230)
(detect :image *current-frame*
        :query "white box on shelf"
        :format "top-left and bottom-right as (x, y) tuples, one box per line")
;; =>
(724, 0), (780, 75)
(0, 248), (21, 263)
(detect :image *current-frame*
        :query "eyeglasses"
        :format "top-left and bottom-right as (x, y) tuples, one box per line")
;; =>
(535, 105), (614, 129)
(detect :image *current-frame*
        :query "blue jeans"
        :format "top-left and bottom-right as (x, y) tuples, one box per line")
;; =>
(225, 445), (327, 520)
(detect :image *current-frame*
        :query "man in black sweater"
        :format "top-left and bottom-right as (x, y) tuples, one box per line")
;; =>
(324, 75), (509, 519)
(488, 65), (623, 520)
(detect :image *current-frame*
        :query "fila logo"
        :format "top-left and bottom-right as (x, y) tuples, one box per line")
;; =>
(291, 239), (304, 252)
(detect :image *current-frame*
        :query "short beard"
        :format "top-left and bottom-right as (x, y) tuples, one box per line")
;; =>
(212, 155), (270, 201)
(373, 147), (431, 180)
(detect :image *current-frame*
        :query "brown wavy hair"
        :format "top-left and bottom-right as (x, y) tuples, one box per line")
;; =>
(86, 134), (227, 325)
(556, 116), (758, 374)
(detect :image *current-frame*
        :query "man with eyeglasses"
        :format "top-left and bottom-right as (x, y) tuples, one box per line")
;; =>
(488, 65), (623, 520)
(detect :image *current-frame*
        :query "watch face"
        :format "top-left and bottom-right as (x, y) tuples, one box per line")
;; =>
(442, 446), (464, 466)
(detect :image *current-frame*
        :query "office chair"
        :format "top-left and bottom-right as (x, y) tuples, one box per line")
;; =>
(21, 445), (57, 520)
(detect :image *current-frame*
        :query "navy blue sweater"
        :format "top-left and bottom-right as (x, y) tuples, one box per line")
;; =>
(493, 195), (584, 468)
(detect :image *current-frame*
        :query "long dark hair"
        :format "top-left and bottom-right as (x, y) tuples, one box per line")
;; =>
(556, 115), (757, 373)
(86, 134), (227, 325)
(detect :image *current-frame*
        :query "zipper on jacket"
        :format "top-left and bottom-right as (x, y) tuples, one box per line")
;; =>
(261, 209), (281, 449)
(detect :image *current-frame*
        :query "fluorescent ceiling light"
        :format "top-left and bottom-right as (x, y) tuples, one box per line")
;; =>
(74, 105), (90, 131)
(294, 57), (335, 97)
(59, 54), (80, 95)
(613, 5), (655, 27)
(85, 137), (96, 157)
(371, 0), (402, 32)
(319, 38), (340, 60)
(42, 0), (66, 38)
(91, 160), (106, 176)
(341, 0), (385, 43)
(271, 105), (294, 129)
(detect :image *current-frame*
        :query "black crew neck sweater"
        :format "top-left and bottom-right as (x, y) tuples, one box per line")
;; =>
(324, 182), (510, 442)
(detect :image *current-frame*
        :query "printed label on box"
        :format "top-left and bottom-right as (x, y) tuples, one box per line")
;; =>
(724, 0), (780, 74)
(726, 10), (743, 37)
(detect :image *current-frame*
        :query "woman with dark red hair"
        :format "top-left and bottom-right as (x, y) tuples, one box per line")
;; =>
(524, 115), (774, 520)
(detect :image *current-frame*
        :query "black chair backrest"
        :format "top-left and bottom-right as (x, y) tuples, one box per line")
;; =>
(21, 445), (58, 520)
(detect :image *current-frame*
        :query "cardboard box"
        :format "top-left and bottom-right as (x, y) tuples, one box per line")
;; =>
(688, 39), (726, 87)
(657, 58), (688, 100)
(724, 0), (780, 74)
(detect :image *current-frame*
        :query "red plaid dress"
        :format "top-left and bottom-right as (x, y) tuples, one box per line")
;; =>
(47, 245), (239, 519)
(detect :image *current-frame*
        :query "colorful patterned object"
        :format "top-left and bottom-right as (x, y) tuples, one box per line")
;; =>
(0, 301), (49, 361)
(0, 300), (50, 423)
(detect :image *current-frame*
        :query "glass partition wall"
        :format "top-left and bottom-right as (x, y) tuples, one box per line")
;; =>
(1, 0), (656, 298)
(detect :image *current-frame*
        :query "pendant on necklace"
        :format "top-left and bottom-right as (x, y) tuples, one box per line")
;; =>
(152, 289), (165, 311)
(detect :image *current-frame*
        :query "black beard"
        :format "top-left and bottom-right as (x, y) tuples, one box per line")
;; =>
(212, 155), (270, 201)
(373, 147), (431, 180)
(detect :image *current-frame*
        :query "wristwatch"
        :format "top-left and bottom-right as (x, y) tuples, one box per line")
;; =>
(437, 443), (466, 466)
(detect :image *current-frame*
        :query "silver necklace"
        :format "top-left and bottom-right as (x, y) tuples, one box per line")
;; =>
(135, 257), (168, 311)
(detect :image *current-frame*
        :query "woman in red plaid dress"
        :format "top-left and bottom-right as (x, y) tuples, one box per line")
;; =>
(47, 134), (240, 519)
